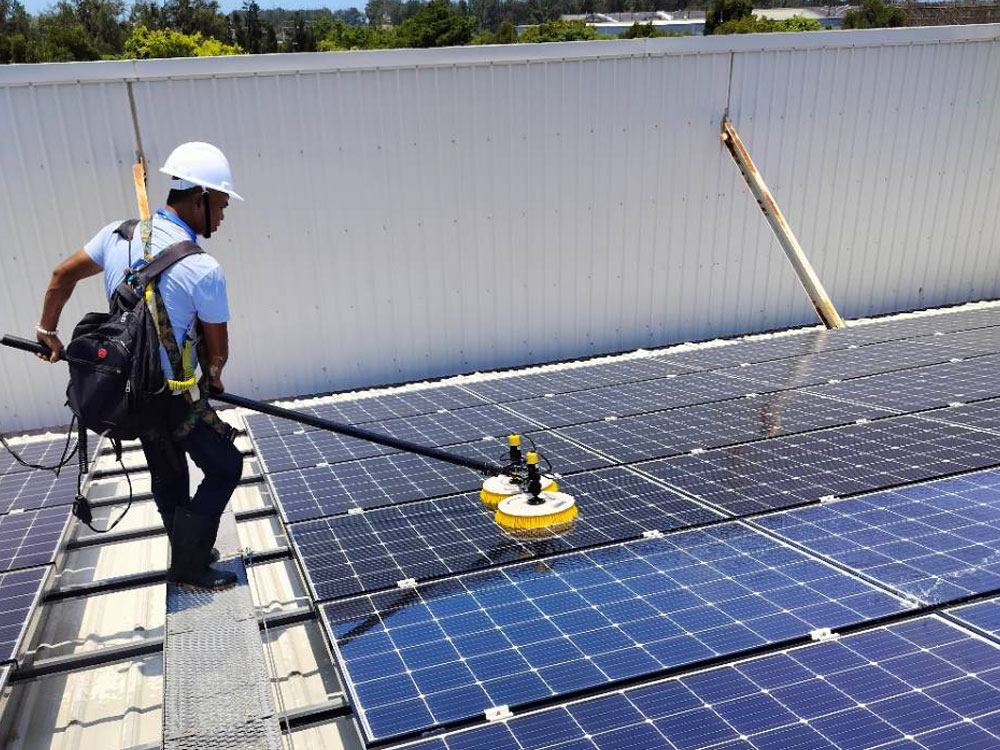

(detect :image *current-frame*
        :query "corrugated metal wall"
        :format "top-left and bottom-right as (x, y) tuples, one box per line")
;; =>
(2, 26), (999, 430)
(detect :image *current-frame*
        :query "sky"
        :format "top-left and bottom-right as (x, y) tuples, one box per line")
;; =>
(20, 0), (361, 14)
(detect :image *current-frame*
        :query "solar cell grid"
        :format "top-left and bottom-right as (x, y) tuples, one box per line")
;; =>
(322, 522), (906, 742)
(401, 615), (1000, 750)
(557, 391), (892, 465)
(807, 355), (1000, 413)
(948, 596), (1000, 643)
(0, 470), (81, 515)
(243, 385), (488, 440)
(918, 398), (1000, 435)
(500, 371), (754, 429)
(754, 470), (1000, 605)
(0, 435), (83, 479)
(0, 506), (70, 572)
(291, 468), (722, 601)
(269, 433), (610, 522)
(0, 567), (47, 663)
(460, 358), (688, 404)
(637, 415), (1000, 518)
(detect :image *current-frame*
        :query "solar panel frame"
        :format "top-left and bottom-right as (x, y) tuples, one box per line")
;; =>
(0, 506), (72, 573)
(753, 470), (1000, 606)
(556, 391), (894, 465)
(0, 566), (49, 664)
(397, 614), (1000, 750)
(290, 467), (724, 602)
(267, 432), (612, 523)
(321, 522), (907, 742)
(917, 398), (1000, 436)
(947, 596), (1000, 645)
(636, 415), (1000, 518)
(0, 470), (83, 516)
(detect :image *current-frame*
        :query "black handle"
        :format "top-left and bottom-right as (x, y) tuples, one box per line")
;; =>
(211, 391), (501, 476)
(2, 335), (58, 360)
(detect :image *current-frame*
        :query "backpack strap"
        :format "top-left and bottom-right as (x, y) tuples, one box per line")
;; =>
(112, 240), (202, 307)
(114, 219), (140, 242)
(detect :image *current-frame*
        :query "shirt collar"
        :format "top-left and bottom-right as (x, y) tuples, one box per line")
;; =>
(156, 208), (199, 244)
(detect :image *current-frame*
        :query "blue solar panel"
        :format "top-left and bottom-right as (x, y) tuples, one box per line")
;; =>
(0, 435), (85, 479)
(0, 470), (81, 515)
(948, 596), (1000, 643)
(808, 355), (1000, 413)
(0, 506), (71, 572)
(557, 391), (891, 464)
(755, 470), (1000, 605)
(0, 567), (48, 663)
(322, 523), (906, 742)
(243, 385), (489, 440)
(268, 433), (610, 522)
(919, 398), (1000, 435)
(253, 404), (544, 474)
(402, 615), (1000, 750)
(291, 468), (722, 601)
(637, 415), (1000, 517)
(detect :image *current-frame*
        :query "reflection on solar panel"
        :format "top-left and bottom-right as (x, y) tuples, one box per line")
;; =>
(755, 470), (1000, 605)
(0, 471), (80, 515)
(291, 468), (722, 601)
(0, 567), (47, 663)
(919, 398), (1000, 435)
(948, 596), (1000, 643)
(402, 615), (1000, 750)
(254, 405), (544, 474)
(0, 506), (70, 572)
(322, 524), (905, 742)
(558, 392), (891, 464)
(808, 355), (1000, 413)
(500, 371), (754, 428)
(460, 359), (688, 403)
(243, 385), (488, 440)
(637, 415), (1000, 517)
(269, 433), (610, 522)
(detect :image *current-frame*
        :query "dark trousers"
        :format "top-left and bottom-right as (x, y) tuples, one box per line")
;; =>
(140, 419), (243, 518)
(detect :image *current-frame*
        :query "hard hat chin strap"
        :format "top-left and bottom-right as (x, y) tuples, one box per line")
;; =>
(202, 189), (212, 240)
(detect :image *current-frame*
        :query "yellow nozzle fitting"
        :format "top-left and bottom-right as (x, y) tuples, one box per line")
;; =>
(508, 434), (521, 447)
(526, 451), (539, 466)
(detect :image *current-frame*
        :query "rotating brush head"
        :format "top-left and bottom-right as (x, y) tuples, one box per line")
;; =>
(479, 436), (557, 509)
(493, 451), (577, 538)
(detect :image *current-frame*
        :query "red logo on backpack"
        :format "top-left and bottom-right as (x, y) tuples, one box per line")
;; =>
(97, 348), (108, 359)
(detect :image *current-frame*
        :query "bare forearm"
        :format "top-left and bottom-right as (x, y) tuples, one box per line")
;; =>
(39, 275), (76, 331)
(199, 321), (229, 388)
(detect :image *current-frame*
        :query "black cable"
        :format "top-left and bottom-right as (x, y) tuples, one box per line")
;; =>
(0, 415), (80, 475)
(73, 437), (134, 535)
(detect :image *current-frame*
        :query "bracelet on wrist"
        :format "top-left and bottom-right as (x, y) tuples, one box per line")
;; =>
(35, 325), (58, 337)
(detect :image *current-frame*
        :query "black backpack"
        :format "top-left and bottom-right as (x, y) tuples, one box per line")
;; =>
(65, 220), (203, 440)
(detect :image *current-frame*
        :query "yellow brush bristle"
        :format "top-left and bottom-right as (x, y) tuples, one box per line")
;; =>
(494, 504), (578, 532)
(479, 489), (505, 509)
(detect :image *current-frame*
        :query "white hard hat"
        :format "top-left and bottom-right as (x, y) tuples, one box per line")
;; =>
(159, 141), (244, 201)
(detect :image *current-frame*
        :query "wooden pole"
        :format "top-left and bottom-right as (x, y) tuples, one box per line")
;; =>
(132, 160), (151, 222)
(720, 117), (845, 330)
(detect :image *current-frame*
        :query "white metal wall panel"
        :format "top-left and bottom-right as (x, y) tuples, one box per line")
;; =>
(1, 26), (999, 430)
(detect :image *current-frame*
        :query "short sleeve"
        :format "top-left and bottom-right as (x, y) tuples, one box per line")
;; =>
(192, 265), (230, 324)
(83, 221), (121, 268)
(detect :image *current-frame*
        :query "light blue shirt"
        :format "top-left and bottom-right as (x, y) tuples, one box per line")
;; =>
(84, 212), (229, 377)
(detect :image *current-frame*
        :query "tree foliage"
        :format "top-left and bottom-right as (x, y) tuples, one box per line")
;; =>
(124, 22), (241, 55)
(843, 0), (907, 28)
(519, 18), (598, 41)
(703, 0), (752, 34)
(620, 20), (679, 37)
(713, 13), (821, 32)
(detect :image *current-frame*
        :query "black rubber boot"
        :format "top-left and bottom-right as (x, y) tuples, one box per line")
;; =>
(159, 510), (219, 563)
(167, 508), (237, 590)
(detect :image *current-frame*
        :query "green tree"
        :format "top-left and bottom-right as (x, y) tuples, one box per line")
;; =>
(231, 0), (275, 53)
(124, 23), (242, 57)
(289, 11), (316, 51)
(495, 17), (516, 41)
(391, 0), (475, 47)
(704, 0), (752, 34)
(49, 0), (127, 55)
(519, 18), (598, 41)
(843, 0), (906, 28)
(713, 14), (821, 33)
(620, 20), (679, 37)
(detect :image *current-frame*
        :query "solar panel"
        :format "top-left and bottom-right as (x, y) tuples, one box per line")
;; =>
(268, 433), (610, 522)
(0, 470), (81, 515)
(0, 435), (80, 479)
(0, 506), (71, 572)
(636, 415), (1000, 517)
(500, 371), (754, 429)
(291, 468), (723, 601)
(948, 596), (1000, 643)
(557, 391), (892, 464)
(919, 398), (1000, 435)
(0, 566), (48, 663)
(807, 355), (1000, 413)
(321, 523), (906, 742)
(400, 615), (1000, 750)
(243, 385), (488, 440)
(754, 470), (1000, 605)
(253, 404), (544, 474)
(460, 359), (689, 404)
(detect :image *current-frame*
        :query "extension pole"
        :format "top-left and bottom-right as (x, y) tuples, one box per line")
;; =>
(1, 335), (500, 477)
(720, 117), (845, 330)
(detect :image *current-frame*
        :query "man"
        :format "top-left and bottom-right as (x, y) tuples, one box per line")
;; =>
(35, 142), (244, 590)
